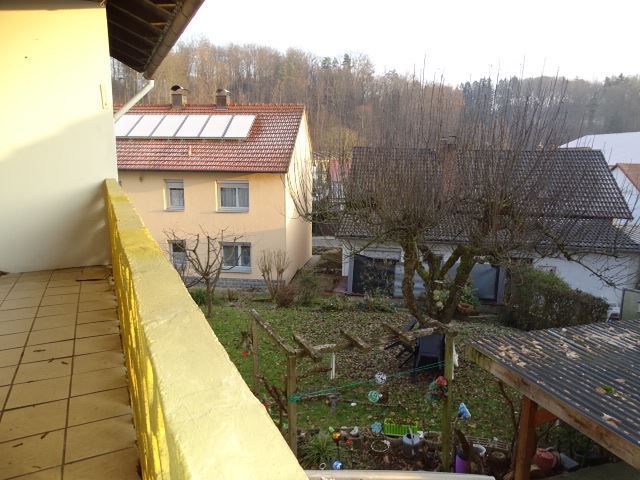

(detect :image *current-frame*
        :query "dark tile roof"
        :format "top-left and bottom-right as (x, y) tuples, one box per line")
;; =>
(116, 104), (305, 173)
(468, 320), (640, 468)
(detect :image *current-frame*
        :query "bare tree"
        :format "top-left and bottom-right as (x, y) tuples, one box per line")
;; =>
(165, 228), (239, 318)
(258, 249), (291, 302)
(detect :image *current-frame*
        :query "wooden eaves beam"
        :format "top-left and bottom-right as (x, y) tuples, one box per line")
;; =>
(466, 345), (640, 470)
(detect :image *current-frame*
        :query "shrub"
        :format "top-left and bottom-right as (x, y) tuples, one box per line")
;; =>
(300, 432), (333, 468)
(356, 294), (396, 312)
(319, 294), (353, 311)
(274, 284), (296, 308)
(226, 288), (239, 302)
(297, 271), (318, 306)
(189, 287), (207, 306)
(504, 265), (609, 331)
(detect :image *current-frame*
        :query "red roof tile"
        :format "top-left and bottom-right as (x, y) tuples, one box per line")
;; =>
(617, 163), (640, 192)
(116, 103), (305, 173)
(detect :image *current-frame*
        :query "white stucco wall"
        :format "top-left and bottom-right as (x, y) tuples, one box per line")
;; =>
(611, 167), (640, 223)
(0, 2), (117, 272)
(533, 254), (639, 306)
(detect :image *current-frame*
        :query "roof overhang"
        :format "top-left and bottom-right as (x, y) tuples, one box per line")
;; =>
(98, 0), (205, 78)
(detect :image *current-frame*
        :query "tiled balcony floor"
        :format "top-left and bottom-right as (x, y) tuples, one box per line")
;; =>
(0, 268), (139, 480)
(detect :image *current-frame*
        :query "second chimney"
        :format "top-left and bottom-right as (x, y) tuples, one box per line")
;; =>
(171, 84), (187, 108)
(216, 88), (230, 109)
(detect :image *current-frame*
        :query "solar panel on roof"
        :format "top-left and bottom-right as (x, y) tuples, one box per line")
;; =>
(152, 115), (187, 137)
(128, 114), (164, 137)
(200, 115), (232, 138)
(175, 115), (210, 138)
(114, 115), (142, 137)
(224, 115), (256, 139)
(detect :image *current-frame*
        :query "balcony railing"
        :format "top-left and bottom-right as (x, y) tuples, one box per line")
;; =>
(104, 179), (306, 479)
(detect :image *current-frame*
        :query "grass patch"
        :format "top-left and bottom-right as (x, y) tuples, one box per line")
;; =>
(206, 297), (519, 443)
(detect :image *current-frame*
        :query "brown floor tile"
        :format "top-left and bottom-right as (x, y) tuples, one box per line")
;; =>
(74, 351), (124, 374)
(44, 286), (80, 296)
(0, 430), (64, 479)
(40, 294), (79, 307)
(0, 317), (33, 335)
(0, 332), (29, 351)
(21, 341), (74, 364)
(75, 334), (121, 355)
(6, 376), (71, 409)
(4, 288), (46, 301)
(78, 292), (115, 303)
(13, 281), (48, 291)
(0, 307), (37, 322)
(71, 366), (127, 397)
(75, 321), (119, 339)
(36, 304), (77, 318)
(0, 348), (22, 368)
(77, 309), (117, 324)
(27, 326), (75, 346)
(79, 282), (111, 293)
(78, 300), (117, 313)
(68, 388), (130, 426)
(0, 296), (41, 311)
(65, 415), (135, 463)
(32, 314), (76, 331)
(0, 365), (17, 386)
(0, 385), (8, 407)
(16, 467), (62, 479)
(14, 358), (72, 384)
(0, 399), (67, 442)
(46, 280), (79, 288)
(63, 447), (138, 480)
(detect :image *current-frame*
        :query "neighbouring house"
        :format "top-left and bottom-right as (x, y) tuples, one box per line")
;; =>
(337, 147), (640, 309)
(561, 131), (640, 164)
(611, 163), (640, 224)
(115, 89), (313, 288)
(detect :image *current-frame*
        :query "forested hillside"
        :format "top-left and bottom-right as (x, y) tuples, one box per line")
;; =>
(112, 38), (640, 151)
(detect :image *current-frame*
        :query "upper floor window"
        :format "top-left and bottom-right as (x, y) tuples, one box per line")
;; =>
(165, 180), (184, 210)
(218, 181), (249, 212)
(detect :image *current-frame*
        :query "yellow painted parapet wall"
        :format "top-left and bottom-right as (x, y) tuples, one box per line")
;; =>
(104, 179), (306, 480)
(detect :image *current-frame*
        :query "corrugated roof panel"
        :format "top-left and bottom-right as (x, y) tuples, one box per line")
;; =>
(151, 115), (187, 137)
(224, 114), (256, 139)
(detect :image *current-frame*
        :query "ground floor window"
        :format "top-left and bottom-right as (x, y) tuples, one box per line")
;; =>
(168, 240), (186, 270)
(222, 243), (251, 272)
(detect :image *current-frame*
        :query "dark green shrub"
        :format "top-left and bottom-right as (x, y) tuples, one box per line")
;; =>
(300, 432), (333, 468)
(297, 271), (318, 306)
(504, 265), (608, 330)
(189, 287), (207, 306)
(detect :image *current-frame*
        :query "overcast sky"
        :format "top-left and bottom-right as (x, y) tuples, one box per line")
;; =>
(183, 0), (638, 85)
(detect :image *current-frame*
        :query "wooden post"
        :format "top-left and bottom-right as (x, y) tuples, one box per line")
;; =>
(514, 396), (538, 480)
(441, 334), (454, 471)
(251, 318), (260, 394)
(286, 353), (298, 456)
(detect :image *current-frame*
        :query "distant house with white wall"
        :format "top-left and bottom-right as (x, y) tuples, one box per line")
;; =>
(337, 147), (640, 309)
(115, 89), (313, 287)
(561, 132), (640, 164)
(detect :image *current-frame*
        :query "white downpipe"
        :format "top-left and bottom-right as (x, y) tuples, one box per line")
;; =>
(113, 80), (155, 121)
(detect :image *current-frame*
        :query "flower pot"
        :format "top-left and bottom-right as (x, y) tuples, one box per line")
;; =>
(457, 302), (474, 315)
(455, 453), (470, 473)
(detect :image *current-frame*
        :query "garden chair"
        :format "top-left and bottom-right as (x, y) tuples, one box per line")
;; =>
(412, 333), (445, 375)
(384, 316), (418, 366)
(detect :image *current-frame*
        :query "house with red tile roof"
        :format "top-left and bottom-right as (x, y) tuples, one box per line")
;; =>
(116, 88), (312, 287)
(611, 163), (640, 224)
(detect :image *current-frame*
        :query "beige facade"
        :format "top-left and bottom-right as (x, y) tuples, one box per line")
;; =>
(119, 116), (313, 284)
(0, 1), (116, 272)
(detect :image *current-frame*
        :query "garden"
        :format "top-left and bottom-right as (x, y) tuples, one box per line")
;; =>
(191, 251), (613, 477)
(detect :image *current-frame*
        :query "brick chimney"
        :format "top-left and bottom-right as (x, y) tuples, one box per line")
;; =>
(216, 88), (230, 109)
(171, 84), (188, 108)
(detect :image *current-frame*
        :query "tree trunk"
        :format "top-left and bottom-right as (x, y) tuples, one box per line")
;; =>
(441, 251), (475, 323)
(205, 278), (213, 318)
(400, 237), (424, 324)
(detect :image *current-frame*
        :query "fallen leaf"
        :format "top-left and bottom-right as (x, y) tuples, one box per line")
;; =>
(595, 387), (606, 394)
(614, 378), (626, 384)
(602, 414), (621, 427)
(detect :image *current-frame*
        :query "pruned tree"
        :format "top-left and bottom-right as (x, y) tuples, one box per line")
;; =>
(165, 228), (239, 318)
(289, 73), (638, 327)
(258, 249), (290, 302)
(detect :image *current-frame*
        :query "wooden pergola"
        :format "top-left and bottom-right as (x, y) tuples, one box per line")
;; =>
(467, 320), (640, 479)
(250, 309), (457, 466)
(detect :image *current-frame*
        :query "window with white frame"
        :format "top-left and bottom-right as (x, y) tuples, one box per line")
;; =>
(168, 240), (187, 271)
(222, 243), (251, 272)
(165, 180), (184, 210)
(218, 181), (249, 211)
